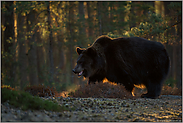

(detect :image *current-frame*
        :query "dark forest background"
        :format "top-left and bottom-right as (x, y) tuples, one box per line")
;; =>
(1, 1), (182, 92)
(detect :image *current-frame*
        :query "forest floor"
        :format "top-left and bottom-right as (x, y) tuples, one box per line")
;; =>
(1, 95), (182, 122)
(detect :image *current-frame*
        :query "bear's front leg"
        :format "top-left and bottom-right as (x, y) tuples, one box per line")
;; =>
(88, 75), (105, 85)
(88, 77), (97, 85)
(123, 84), (135, 96)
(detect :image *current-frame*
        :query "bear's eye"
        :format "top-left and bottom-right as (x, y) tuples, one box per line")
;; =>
(77, 61), (83, 65)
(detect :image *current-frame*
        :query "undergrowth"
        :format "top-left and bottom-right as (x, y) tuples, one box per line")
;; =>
(1, 87), (69, 112)
(161, 85), (182, 95)
(24, 85), (58, 97)
(68, 82), (136, 99)
(68, 82), (182, 99)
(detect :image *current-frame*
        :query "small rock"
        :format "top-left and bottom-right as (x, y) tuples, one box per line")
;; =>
(81, 115), (88, 120)
(1, 113), (17, 122)
(58, 113), (63, 117)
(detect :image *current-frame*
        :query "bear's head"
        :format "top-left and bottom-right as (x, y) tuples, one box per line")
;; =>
(72, 47), (98, 78)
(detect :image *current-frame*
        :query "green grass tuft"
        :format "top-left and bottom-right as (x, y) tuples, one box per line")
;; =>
(1, 88), (69, 112)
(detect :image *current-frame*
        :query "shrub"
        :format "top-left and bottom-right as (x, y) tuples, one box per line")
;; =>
(68, 82), (136, 99)
(1, 85), (15, 90)
(24, 85), (58, 97)
(68, 82), (182, 99)
(161, 85), (182, 95)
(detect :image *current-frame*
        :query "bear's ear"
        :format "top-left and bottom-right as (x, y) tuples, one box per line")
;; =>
(76, 47), (84, 55)
(86, 48), (97, 57)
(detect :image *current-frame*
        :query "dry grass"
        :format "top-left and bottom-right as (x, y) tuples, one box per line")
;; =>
(24, 85), (58, 97)
(68, 82), (136, 99)
(161, 85), (182, 96)
(68, 82), (182, 99)
(1, 85), (15, 90)
(3, 81), (181, 99)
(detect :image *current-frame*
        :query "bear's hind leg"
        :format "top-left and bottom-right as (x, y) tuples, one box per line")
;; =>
(141, 81), (162, 99)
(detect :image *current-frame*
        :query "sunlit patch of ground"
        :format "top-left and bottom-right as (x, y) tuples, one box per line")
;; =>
(55, 79), (181, 99)
(55, 84), (80, 97)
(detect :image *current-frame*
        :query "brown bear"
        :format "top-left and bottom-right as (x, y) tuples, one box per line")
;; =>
(72, 35), (170, 99)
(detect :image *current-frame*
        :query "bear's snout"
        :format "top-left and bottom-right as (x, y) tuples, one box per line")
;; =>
(72, 68), (80, 74)
(72, 64), (84, 76)
(72, 69), (76, 73)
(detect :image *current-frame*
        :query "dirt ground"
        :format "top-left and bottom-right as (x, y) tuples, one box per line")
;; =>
(1, 95), (182, 122)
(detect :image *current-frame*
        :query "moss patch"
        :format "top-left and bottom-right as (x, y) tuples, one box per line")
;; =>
(1, 88), (69, 112)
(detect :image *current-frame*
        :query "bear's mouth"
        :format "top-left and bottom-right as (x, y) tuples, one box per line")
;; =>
(78, 70), (83, 76)
(73, 69), (87, 77)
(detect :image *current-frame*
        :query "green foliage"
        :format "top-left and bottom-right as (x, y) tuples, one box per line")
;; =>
(14, 1), (45, 15)
(126, 12), (169, 40)
(107, 32), (123, 38)
(168, 2), (182, 14)
(164, 77), (177, 88)
(108, 10), (172, 44)
(1, 88), (69, 111)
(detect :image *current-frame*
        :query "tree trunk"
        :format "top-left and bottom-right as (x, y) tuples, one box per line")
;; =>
(176, 14), (182, 89)
(1, 2), (5, 85)
(36, 28), (44, 85)
(176, 44), (182, 89)
(79, 1), (85, 37)
(164, 2), (177, 83)
(56, 2), (65, 71)
(27, 10), (39, 86)
(68, 2), (74, 84)
(17, 13), (28, 90)
(97, 2), (102, 36)
(52, 2), (65, 83)
(87, 2), (93, 38)
(172, 44), (177, 81)
(78, 1), (86, 47)
(2, 2), (15, 85)
(47, 1), (54, 85)
(129, 2), (137, 29)
(155, 1), (164, 16)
